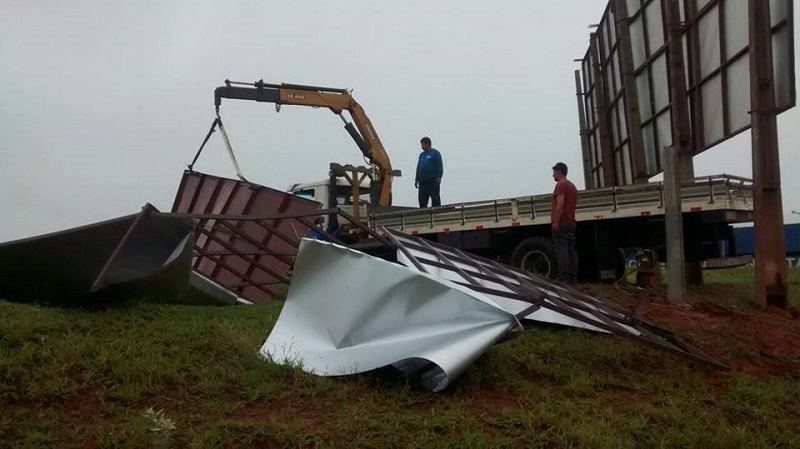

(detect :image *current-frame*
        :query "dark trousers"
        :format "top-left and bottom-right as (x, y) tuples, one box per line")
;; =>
(553, 220), (578, 283)
(418, 179), (441, 208)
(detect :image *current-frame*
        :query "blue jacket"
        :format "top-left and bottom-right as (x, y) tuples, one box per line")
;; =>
(416, 148), (443, 182)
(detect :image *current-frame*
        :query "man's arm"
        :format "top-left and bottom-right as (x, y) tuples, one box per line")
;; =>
(435, 150), (443, 183)
(552, 195), (565, 232)
(415, 155), (421, 188)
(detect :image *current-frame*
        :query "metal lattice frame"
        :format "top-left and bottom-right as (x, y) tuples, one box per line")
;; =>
(383, 227), (726, 370)
(162, 208), (390, 302)
(579, 0), (796, 188)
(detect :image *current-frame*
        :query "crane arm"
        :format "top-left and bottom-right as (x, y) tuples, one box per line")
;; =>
(214, 80), (395, 205)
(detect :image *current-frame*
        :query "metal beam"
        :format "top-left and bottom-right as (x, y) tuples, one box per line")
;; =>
(665, 0), (696, 179)
(749, 0), (788, 308)
(613, 0), (649, 184)
(590, 32), (618, 186)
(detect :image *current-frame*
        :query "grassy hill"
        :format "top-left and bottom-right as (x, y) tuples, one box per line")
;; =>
(2, 268), (799, 448)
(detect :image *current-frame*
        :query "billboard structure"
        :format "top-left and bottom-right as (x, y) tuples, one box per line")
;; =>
(577, 0), (796, 189)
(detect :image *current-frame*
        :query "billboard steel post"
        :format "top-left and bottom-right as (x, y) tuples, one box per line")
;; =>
(664, 0), (695, 180)
(662, 146), (686, 305)
(749, 0), (788, 309)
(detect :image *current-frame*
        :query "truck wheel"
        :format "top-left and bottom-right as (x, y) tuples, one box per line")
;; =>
(510, 237), (556, 279)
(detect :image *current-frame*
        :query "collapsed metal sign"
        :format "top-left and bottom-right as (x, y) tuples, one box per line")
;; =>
(260, 238), (524, 392)
(0, 204), (241, 306)
(261, 230), (724, 392)
(171, 169), (323, 302)
(384, 228), (723, 369)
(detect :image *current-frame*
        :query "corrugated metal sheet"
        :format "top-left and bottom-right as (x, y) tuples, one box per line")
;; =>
(171, 170), (322, 302)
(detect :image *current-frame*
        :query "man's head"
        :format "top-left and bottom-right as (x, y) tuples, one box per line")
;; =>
(552, 162), (568, 182)
(420, 136), (432, 151)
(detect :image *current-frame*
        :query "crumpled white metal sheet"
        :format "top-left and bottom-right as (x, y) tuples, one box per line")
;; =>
(391, 236), (637, 334)
(382, 229), (725, 371)
(260, 239), (523, 392)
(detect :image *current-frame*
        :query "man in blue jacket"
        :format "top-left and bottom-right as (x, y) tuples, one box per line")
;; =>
(415, 136), (443, 208)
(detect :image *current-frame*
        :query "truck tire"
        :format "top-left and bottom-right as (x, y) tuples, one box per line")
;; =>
(510, 237), (557, 279)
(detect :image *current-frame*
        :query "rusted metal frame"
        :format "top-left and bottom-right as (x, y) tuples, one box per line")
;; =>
(590, 33), (617, 186)
(515, 277), (635, 335)
(387, 230), (626, 317)
(244, 218), (302, 252)
(508, 278), (722, 367)
(199, 250), (297, 257)
(389, 229), (636, 319)
(457, 257), (544, 321)
(194, 227), (291, 284)
(167, 208), (339, 222)
(581, 50), (600, 188)
(337, 209), (392, 247)
(718, 0), (730, 137)
(684, 0), (705, 157)
(596, 28), (619, 187)
(294, 216), (346, 246)
(383, 231), (427, 273)
(207, 179), (249, 281)
(484, 257), (632, 320)
(666, 0), (695, 179)
(613, 0), (649, 183)
(587, 63), (605, 187)
(546, 289), (726, 368)
(214, 219), (296, 266)
(227, 280), (284, 289)
(240, 193), (293, 286)
(457, 277), (638, 338)
(786, 0), (797, 108)
(452, 280), (555, 311)
(415, 238), (484, 287)
(90, 204), (156, 292)
(679, 0), (720, 29)
(189, 175), (225, 270)
(575, 69), (594, 188)
(451, 282), (536, 303)
(597, 10), (622, 185)
(601, 29), (627, 186)
(452, 247), (529, 297)
(388, 235), (511, 280)
(193, 246), (277, 298)
(638, 0), (663, 173)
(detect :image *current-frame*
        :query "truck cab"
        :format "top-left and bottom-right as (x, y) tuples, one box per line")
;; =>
(287, 178), (372, 227)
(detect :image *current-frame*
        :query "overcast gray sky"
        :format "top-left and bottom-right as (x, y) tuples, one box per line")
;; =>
(1, 0), (798, 242)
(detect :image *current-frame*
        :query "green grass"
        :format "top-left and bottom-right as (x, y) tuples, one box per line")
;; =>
(2, 268), (800, 447)
(629, 266), (800, 311)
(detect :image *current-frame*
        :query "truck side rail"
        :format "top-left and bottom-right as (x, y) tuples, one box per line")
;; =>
(368, 174), (753, 233)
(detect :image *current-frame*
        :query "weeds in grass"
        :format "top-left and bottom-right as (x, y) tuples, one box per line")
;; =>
(2, 267), (800, 446)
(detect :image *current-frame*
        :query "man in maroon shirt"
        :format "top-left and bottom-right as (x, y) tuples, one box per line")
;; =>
(551, 162), (578, 284)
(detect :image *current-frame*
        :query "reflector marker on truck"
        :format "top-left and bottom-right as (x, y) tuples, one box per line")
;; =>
(691, 207), (702, 212)
(640, 211), (651, 216)
(475, 225), (484, 230)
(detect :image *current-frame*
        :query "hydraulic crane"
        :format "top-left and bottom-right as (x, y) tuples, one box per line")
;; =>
(214, 79), (397, 205)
